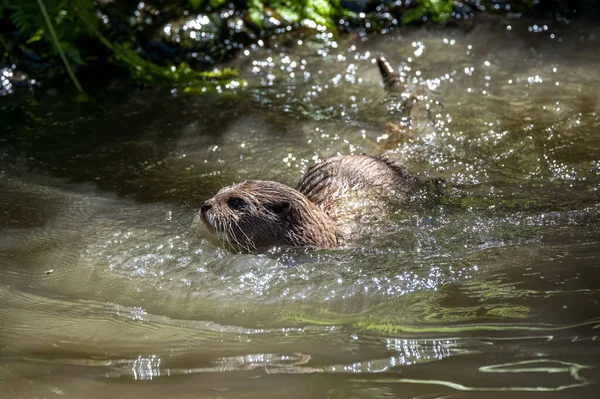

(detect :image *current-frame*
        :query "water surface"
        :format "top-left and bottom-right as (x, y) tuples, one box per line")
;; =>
(1, 18), (600, 398)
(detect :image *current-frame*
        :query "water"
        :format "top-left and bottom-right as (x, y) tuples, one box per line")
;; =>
(1, 18), (600, 398)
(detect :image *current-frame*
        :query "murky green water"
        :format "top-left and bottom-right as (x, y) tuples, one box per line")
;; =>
(1, 19), (600, 398)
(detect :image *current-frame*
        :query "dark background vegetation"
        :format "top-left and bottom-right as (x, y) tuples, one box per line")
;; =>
(1, 0), (599, 95)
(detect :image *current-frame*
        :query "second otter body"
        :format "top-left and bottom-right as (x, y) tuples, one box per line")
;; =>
(200, 155), (416, 252)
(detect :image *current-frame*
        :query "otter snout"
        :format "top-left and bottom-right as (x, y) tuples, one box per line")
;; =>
(200, 202), (212, 215)
(200, 201), (216, 231)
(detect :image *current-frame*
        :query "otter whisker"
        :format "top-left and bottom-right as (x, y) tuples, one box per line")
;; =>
(234, 222), (255, 253)
(223, 220), (236, 252)
(226, 222), (238, 250)
(226, 219), (248, 253)
(236, 224), (256, 252)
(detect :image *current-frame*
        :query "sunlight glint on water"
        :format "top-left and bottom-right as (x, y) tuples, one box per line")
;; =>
(0, 18), (599, 398)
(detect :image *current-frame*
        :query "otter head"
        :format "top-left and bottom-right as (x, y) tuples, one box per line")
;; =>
(200, 180), (340, 252)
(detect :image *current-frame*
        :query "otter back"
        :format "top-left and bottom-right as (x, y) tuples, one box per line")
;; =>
(296, 155), (417, 229)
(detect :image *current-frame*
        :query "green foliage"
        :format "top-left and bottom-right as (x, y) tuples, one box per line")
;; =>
(188, 0), (203, 9)
(35, 0), (86, 93)
(248, 0), (347, 29)
(1, 0), (238, 90)
(111, 43), (239, 86)
(188, 0), (228, 10)
(244, 0), (456, 28)
(4, 0), (97, 65)
(403, 0), (454, 23)
(210, 0), (228, 8)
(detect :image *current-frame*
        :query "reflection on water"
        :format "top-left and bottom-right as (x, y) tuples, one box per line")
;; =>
(356, 359), (594, 392)
(1, 17), (600, 398)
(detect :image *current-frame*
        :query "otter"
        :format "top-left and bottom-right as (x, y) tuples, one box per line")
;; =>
(198, 59), (430, 252)
(200, 155), (417, 252)
(200, 180), (341, 252)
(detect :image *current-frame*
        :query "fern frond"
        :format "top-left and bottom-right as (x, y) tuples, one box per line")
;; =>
(8, 0), (97, 57)
(36, 0), (85, 94)
(71, 0), (98, 33)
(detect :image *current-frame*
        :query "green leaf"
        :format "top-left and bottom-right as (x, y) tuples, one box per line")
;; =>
(209, 0), (227, 8)
(188, 0), (203, 9)
(25, 29), (44, 43)
(61, 41), (85, 65)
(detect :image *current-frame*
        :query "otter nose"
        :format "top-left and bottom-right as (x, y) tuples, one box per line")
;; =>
(200, 203), (212, 215)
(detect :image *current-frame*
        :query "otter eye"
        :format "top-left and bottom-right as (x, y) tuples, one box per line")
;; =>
(266, 201), (290, 215)
(226, 197), (246, 210)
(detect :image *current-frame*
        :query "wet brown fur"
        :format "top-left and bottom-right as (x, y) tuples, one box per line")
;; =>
(297, 155), (416, 217)
(201, 156), (416, 252)
(200, 180), (340, 252)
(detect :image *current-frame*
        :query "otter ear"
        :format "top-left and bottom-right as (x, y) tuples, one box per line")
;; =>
(266, 201), (291, 216)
